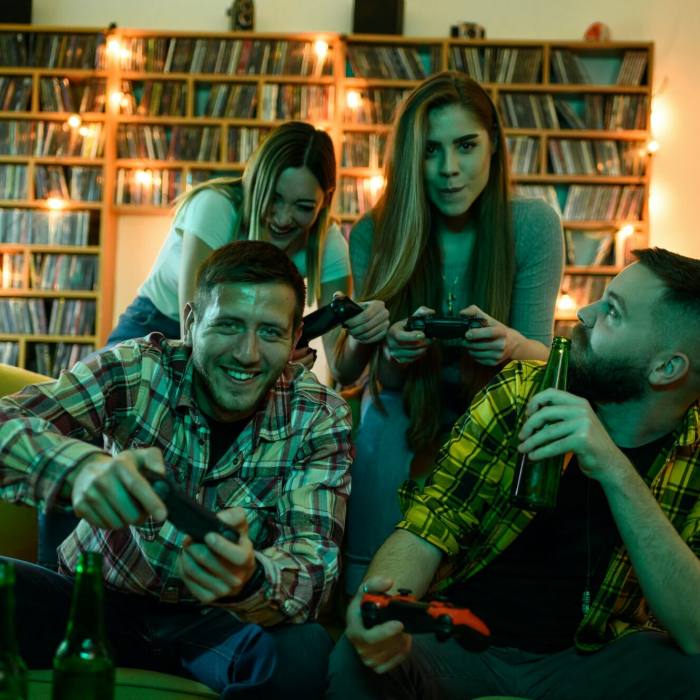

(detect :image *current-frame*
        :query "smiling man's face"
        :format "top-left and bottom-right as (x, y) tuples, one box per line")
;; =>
(185, 281), (299, 422)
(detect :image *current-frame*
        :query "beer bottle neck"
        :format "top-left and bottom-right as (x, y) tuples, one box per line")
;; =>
(0, 563), (19, 653)
(65, 568), (107, 644)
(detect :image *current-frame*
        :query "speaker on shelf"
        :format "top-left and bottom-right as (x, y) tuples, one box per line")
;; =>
(353, 0), (404, 35)
(0, 0), (32, 23)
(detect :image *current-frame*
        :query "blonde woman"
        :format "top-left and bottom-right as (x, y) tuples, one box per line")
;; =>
(108, 121), (388, 369)
(337, 72), (564, 593)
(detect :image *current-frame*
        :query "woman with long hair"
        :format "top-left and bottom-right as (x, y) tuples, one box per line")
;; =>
(108, 120), (389, 368)
(336, 72), (564, 592)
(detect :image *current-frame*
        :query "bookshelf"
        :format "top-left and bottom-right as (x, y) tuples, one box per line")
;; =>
(336, 37), (653, 332)
(110, 30), (339, 214)
(0, 28), (654, 371)
(0, 26), (113, 375)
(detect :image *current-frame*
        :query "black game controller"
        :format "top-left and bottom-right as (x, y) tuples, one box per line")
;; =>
(298, 294), (363, 347)
(405, 315), (487, 339)
(361, 590), (490, 650)
(142, 468), (240, 543)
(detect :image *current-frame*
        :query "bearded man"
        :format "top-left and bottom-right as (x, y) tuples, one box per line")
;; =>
(329, 247), (700, 700)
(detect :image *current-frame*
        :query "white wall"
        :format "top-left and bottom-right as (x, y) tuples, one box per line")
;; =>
(32, 0), (700, 323)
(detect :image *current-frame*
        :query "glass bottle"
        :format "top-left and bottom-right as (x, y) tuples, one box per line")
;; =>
(52, 552), (114, 700)
(510, 336), (571, 510)
(0, 560), (28, 700)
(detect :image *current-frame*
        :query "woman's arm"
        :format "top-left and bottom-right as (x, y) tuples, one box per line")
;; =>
(178, 232), (215, 333)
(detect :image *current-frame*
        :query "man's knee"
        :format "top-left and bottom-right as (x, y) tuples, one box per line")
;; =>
(264, 622), (332, 699)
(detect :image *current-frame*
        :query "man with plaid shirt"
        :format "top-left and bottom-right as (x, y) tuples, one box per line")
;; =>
(328, 247), (700, 700)
(0, 241), (352, 699)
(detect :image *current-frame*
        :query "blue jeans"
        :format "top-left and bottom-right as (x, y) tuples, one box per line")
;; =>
(7, 557), (330, 699)
(344, 388), (412, 595)
(106, 295), (181, 346)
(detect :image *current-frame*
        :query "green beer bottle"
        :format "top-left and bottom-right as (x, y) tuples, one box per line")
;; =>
(52, 552), (114, 700)
(510, 336), (571, 510)
(0, 560), (28, 700)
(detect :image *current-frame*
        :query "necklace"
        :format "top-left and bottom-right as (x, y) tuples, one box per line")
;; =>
(442, 274), (460, 316)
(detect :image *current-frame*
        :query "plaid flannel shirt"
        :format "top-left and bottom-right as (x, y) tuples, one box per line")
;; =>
(0, 334), (352, 626)
(397, 360), (700, 651)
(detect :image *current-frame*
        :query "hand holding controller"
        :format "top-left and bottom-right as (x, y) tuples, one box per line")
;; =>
(141, 468), (240, 543)
(298, 294), (363, 347)
(405, 315), (487, 339)
(361, 589), (490, 650)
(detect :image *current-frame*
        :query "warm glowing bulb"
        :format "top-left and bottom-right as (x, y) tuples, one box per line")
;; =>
(119, 46), (131, 61)
(67, 113), (81, 129)
(650, 96), (670, 137)
(646, 139), (660, 154)
(368, 175), (385, 198)
(314, 40), (329, 59)
(106, 37), (122, 57)
(617, 224), (635, 239)
(78, 125), (90, 137)
(109, 90), (124, 108)
(346, 90), (362, 110)
(46, 197), (67, 210)
(134, 170), (153, 186)
(556, 292), (577, 314)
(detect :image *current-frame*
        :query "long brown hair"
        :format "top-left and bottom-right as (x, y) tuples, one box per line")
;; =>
(361, 71), (514, 451)
(173, 121), (336, 303)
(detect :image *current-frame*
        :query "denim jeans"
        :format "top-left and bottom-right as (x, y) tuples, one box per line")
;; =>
(7, 557), (331, 699)
(106, 295), (181, 346)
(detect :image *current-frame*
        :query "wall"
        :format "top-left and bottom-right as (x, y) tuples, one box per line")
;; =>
(32, 0), (700, 325)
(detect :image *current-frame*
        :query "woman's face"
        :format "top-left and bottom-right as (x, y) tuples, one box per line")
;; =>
(423, 103), (493, 228)
(264, 166), (325, 252)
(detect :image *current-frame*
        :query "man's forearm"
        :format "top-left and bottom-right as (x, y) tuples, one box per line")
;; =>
(604, 469), (700, 654)
(365, 529), (443, 598)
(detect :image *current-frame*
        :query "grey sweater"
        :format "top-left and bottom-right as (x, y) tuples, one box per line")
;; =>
(349, 197), (564, 345)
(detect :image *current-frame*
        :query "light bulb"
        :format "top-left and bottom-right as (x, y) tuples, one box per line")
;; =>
(346, 90), (362, 110)
(67, 113), (81, 129)
(314, 40), (329, 60)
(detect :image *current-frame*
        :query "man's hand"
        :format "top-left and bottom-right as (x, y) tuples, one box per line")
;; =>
(346, 576), (412, 675)
(459, 305), (524, 366)
(178, 507), (256, 604)
(70, 447), (167, 529)
(343, 298), (390, 345)
(518, 388), (634, 487)
(383, 307), (434, 365)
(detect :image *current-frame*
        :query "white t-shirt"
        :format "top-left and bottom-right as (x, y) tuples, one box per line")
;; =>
(139, 188), (350, 320)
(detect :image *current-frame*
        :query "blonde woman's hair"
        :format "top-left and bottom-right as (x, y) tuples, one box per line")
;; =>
(173, 121), (336, 303)
(360, 71), (515, 451)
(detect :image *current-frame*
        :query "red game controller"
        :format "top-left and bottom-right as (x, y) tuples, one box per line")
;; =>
(360, 589), (490, 650)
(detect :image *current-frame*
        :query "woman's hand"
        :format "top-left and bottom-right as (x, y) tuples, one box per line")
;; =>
(289, 346), (317, 370)
(383, 307), (434, 366)
(458, 305), (525, 366)
(343, 298), (390, 345)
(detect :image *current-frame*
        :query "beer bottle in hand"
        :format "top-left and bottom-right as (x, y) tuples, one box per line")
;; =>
(52, 552), (114, 700)
(0, 560), (28, 700)
(511, 336), (571, 510)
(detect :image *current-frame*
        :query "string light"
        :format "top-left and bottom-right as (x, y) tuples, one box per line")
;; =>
(67, 113), (81, 129)
(46, 197), (67, 210)
(646, 139), (660, 154)
(556, 291), (577, 314)
(134, 170), (153, 186)
(346, 90), (362, 110)
(314, 40), (329, 60)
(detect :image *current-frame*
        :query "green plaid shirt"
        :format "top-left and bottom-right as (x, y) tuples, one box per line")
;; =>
(397, 360), (700, 651)
(0, 335), (352, 625)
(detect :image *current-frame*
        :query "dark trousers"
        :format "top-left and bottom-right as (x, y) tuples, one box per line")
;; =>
(7, 557), (332, 699)
(327, 630), (700, 700)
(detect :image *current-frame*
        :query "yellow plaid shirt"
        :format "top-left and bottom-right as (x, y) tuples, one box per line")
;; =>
(398, 360), (700, 651)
